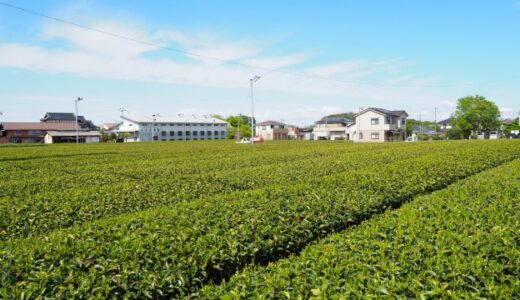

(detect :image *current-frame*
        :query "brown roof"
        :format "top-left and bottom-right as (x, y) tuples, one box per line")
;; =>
(1, 122), (77, 131)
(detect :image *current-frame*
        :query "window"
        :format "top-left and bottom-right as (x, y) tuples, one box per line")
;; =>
(129, 124), (133, 127)
(371, 132), (380, 139)
(200, 131), (205, 136)
(221, 131), (225, 136)
(28, 130), (42, 136)
(177, 131), (183, 136)
(186, 131), (190, 136)
(359, 132), (363, 140)
(169, 131), (175, 136)
(214, 130), (218, 136)
(371, 118), (379, 125)
(161, 131), (166, 137)
(401, 118), (406, 125)
(207, 131), (212, 136)
(262, 126), (267, 130)
(193, 131), (198, 136)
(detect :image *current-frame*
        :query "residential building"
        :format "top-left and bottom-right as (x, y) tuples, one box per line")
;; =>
(41, 112), (99, 131)
(256, 121), (289, 140)
(300, 127), (314, 140)
(117, 114), (228, 142)
(286, 125), (302, 140)
(313, 117), (353, 140)
(437, 118), (452, 131)
(44, 131), (101, 144)
(0, 122), (77, 143)
(0, 112), (101, 144)
(348, 108), (408, 142)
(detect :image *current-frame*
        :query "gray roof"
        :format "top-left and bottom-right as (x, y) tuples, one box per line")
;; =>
(371, 108), (408, 117)
(437, 117), (452, 124)
(122, 114), (228, 124)
(315, 117), (353, 125)
(356, 108), (408, 117)
(46, 131), (101, 137)
(258, 120), (286, 126)
(41, 112), (76, 122)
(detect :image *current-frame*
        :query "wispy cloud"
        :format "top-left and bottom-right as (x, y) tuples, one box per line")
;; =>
(0, 15), (463, 124)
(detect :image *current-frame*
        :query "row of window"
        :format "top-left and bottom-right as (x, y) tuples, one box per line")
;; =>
(158, 137), (226, 141)
(370, 118), (406, 125)
(159, 131), (226, 137)
(142, 123), (226, 127)
(358, 132), (380, 140)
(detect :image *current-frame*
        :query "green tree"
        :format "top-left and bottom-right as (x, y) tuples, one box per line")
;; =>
(451, 95), (500, 138)
(326, 112), (356, 120)
(226, 115), (252, 139)
(502, 117), (520, 135)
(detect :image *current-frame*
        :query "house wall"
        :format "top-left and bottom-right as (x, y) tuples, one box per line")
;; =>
(0, 130), (45, 144)
(256, 127), (288, 140)
(350, 110), (407, 142)
(134, 121), (228, 142)
(313, 124), (348, 140)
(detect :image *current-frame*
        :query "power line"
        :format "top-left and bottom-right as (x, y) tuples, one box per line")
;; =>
(0, 1), (478, 89)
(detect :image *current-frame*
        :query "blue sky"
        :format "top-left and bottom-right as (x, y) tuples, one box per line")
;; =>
(0, 0), (519, 125)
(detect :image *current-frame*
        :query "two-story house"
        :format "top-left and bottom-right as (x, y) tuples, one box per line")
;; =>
(348, 108), (408, 142)
(256, 121), (288, 140)
(313, 117), (353, 140)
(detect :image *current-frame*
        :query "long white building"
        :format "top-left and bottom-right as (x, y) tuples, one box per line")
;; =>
(116, 114), (228, 142)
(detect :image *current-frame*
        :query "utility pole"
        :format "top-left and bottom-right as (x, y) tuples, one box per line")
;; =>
(419, 113), (422, 135)
(434, 107), (437, 136)
(75, 97), (83, 144)
(357, 107), (363, 141)
(237, 113), (241, 140)
(250, 75), (261, 144)
(325, 116), (328, 140)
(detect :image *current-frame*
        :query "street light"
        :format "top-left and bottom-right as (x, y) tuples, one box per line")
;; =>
(75, 97), (83, 144)
(152, 113), (160, 142)
(178, 114), (187, 141)
(250, 75), (261, 144)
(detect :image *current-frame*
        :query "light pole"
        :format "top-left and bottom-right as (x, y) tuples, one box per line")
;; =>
(325, 116), (329, 140)
(250, 75), (261, 144)
(357, 107), (363, 141)
(237, 113), (241, 140)
(434, 107), (438, 136)
(75, 97), (83, 144)
(152, 113), (160, 142)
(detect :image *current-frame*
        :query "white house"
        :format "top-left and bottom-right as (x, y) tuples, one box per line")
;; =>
(256, 121), (288, 140)
(348, 108), (408, 142)
(44, 131), (101, 144)
(117, 114), (228, 142)
(313, 117), (353, 140)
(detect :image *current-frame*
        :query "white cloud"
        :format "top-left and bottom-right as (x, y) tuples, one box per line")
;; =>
(0, 17), (465, 125)
(241, 53), (310, 69)
(500, 107), (513, 113)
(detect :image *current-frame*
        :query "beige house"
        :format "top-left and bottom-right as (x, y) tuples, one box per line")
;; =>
(348, 108), (408, 142)
(256, 121), (288, 140)
(313, 117), (353, 140)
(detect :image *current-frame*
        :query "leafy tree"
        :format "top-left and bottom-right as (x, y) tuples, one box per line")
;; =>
(326, 112), (356, 120)
(405, 119), (439, 136)
(502, 117), (520, 135)
(226, 115), (252, 139)
(451, 95), (500, 138)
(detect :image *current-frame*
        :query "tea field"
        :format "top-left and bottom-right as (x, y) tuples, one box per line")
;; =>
(0, 140), (519, 298)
